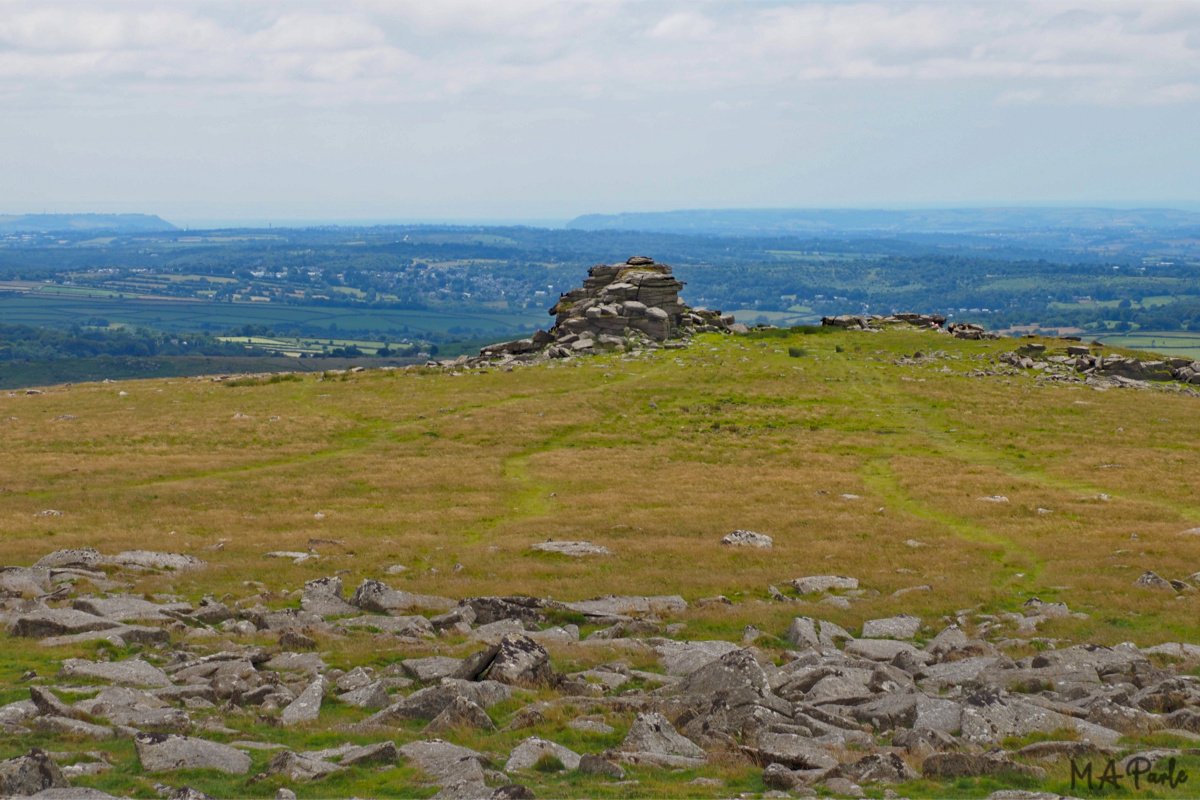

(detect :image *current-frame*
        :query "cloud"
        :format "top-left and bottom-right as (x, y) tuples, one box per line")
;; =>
(1, 1), (1199, 107)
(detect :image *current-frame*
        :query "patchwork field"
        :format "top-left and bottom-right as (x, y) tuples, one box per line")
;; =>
(2, 327), (1200, 798)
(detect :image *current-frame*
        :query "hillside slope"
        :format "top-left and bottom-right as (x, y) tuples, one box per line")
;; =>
(4, 328), (1197, 641)
(2, 327), (1200, 799)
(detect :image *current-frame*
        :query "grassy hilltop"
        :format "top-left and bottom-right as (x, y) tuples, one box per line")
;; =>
(3, 328), (1198, 642)
(3, 327), (1200, 799)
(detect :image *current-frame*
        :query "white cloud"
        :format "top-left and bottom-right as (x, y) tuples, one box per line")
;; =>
(0, 1), (1198, 107)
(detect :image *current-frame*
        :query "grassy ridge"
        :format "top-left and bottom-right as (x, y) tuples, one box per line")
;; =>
(2, 328), (1198, 645)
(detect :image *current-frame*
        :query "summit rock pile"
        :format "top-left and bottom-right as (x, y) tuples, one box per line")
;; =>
(477, 256), (737, 363)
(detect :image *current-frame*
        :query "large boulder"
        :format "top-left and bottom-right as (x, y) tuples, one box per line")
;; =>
(746, 733), (838, 770)
(504, 737), (581, 772)
(300, 577), (358, 617)
(484, 635), (554, 687)
(350, 579), (456, 614)
(59, 658), (172, 687)
(11, 608), (121, 639)
(134, 733), (252, 774)
(399, 740), (489, 785)
(0, 750), (69, 796)
(280, 678), (324, 725)
(361, 680), (510, 725)
(861, 615), (922, 640)
(460, 597), (547, 626)
(423, 696), (496, 735)
(620, 712), (705, 759)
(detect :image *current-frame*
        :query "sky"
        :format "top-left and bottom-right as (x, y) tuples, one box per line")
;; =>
(2, 0), (1200, 225)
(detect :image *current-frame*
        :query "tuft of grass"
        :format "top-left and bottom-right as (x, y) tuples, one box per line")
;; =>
(534, 753), (566, 773)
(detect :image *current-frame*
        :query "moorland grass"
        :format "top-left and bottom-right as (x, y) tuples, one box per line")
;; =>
(3, 329), (1200, 797)
(2, 329), (1198, 644)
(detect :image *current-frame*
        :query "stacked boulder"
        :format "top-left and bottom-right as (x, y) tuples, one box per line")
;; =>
(479, 257), (736, 361)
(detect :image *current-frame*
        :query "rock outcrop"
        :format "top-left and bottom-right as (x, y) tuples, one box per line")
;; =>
(476, 257), (736, 363)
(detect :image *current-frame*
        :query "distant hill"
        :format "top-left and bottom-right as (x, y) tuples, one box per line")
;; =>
(0, 214), (177, 233)
(568, 207), (1200, 236)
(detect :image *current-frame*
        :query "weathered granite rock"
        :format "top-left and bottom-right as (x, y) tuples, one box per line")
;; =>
(351, 579), (456, 614)
(11, 608), (121, 639)
(0, 567), (51, 596)
(530, 541), (612, 556)
(1134, 571), (1174, 590)
(792, 576), (858, 594)
(461, 597), (547, 626)
(620, 712), (705, 758)
(423, 696), (497, 735)
(338, 681), (389, 709)
(861, 614), (922, 640)
(399, 739), (489, 785)
(836, 753), (920, 784)
(102, 551), (206, 572)
(504, 737), (581, 772)
(786, 617), (820, 650)
(362, 680), (510, 725)
(653, 640), (742, 675)
(845, 639), (930, 663)
(404, 656), (466, 683)
(721, 530), (773, 548)
(280, 679), (324, 725)
(29, 717), (113, 740)
(34, 549), (103, 571)
(300, 576), (358, 617)
(578, 753), (625, 779)
(72, 595), (191, 622)
(134, 733), (252, 774)
(0, 750), (69, 797)
(485, 635), (553, 687)
(265, 751), (343, 782)
(563, 594), (687, 620)
(59, 658), (172, 687)
(747, 733), (838, 770)
(339, 741), (399, 767)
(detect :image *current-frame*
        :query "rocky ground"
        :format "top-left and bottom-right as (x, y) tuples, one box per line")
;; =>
(3, 547), (1200, 799)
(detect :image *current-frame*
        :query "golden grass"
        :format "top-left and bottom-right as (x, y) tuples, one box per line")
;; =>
(2, 330), (1199, 644)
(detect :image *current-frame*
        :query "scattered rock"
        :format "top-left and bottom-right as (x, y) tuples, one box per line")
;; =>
(792, 576), (858, 594)
(530, 540), (612, 556)
(1134, 571), (1174, 590)
(720, 530), (773, 548)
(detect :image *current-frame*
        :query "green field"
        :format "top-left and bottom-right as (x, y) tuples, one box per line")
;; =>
(0, 293), (545, 338)
(1101, 330), (1200, 359)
